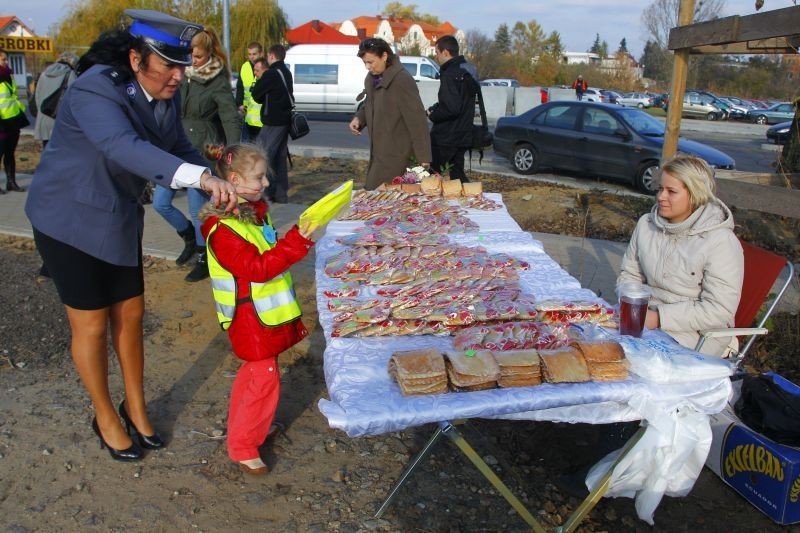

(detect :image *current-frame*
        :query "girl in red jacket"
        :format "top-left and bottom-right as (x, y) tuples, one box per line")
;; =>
(200, 143), (317, 474)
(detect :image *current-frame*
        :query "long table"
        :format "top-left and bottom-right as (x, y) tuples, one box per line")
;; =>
(314, 193), (733, 529)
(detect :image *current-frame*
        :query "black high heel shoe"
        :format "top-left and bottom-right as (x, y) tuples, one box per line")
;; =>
(91, 418), (143, 462)
(119, 401), (165, 450)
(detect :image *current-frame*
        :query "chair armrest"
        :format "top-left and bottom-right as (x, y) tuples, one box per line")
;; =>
(698, 327), (769, 339)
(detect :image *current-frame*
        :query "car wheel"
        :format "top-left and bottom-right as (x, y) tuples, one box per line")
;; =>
(635, 161), (659, 194)
(511, 144), (539, 175)
(637, 103), (644, 109)
(706, 112), (718, 121)
(755, 115), (767, 125)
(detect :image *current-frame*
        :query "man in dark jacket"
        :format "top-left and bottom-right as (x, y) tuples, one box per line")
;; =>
(427, 35), (479, 183)
(251, 44), (292, 203)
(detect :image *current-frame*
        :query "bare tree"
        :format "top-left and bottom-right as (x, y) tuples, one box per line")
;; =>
(641, 0), (727, 49)
(463, 29), (495, 79)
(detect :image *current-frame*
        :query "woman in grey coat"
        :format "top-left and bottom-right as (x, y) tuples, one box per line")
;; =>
(617, 154), (744, 356)
(33, 52), (78, 147)
(152, 27), (241, 281)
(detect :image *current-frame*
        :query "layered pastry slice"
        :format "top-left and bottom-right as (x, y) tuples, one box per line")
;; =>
(538, 346), (591, 383)
(571, 340), (629, 382)
(444, 350), (501, 391)
(492, 349), (542, 388)
(388, 348), (448, 395)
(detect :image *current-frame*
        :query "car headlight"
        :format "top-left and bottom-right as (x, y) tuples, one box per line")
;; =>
(777, 127), (790, 134)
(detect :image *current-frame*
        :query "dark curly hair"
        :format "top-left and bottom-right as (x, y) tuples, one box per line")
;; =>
(357, 38), (395, 66)
(76, 29), (154, 77)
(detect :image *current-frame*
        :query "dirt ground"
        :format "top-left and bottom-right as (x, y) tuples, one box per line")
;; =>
(1, 144), (798, 531)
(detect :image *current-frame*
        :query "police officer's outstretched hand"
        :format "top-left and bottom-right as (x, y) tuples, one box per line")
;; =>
(200, 171), (239, 214)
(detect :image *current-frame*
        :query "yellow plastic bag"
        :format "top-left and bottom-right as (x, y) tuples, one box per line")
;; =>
(299, 180), (353, 228)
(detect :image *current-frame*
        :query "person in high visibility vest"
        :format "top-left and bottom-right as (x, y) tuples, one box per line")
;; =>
(199, 143), (319, 475)
(0, 48), (30, 193)
(235, 42), (263, 141)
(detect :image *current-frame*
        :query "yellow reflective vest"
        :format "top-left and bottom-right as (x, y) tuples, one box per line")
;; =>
(0, 79), (25, 121)
(207, 216), (301, 330)
(239, 61), (262, 128)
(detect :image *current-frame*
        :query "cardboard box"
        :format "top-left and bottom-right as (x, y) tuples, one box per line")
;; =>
(706, 378), (800, 525)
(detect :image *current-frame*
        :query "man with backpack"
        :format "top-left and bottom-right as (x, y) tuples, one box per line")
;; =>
(427, 35), (481, 183)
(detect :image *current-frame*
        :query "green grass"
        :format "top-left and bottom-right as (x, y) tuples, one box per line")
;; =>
(645, 107), (667, 118)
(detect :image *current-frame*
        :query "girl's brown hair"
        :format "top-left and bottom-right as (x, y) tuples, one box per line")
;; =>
(213, 143), (266, 181)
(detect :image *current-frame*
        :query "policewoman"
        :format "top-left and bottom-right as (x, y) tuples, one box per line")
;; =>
(24, 10), (238, 462)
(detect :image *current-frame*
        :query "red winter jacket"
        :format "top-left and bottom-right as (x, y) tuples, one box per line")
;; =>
(201, 199), (314, 361)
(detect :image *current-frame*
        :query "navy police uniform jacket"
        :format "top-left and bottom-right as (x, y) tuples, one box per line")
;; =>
(25, 64), (206, 267)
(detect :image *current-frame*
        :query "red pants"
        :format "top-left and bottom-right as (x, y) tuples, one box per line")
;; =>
(226, 358), (280, 462)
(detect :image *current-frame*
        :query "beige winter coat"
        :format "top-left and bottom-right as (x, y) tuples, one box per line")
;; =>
(355, 61), (431, 189)
(617, 199), (744, 356)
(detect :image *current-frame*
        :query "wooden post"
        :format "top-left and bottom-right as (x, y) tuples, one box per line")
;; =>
(662, 0), (696, 162)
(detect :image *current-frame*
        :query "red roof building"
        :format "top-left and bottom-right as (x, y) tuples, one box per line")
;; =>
(286, 19), (360, 45)
(337, 15), (463, 55)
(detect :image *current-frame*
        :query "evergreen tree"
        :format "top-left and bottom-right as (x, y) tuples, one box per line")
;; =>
(589, 33), (601, 53)
(494, 23), (511, 54)
(618, 38), (628, 53)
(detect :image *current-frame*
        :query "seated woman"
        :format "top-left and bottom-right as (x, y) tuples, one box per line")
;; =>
(617, 154), (744, 356)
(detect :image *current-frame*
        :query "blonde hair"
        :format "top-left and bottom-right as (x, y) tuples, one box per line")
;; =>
(191, 27), (229, 72)
(659, 154), (716, 210)
(214, 143), (267, 181)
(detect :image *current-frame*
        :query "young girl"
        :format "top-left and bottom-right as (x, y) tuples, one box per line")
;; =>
(200, 143), (317, 474)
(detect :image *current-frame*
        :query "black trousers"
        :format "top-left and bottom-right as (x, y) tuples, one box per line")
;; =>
(257, 125), (290, 203)
(0, 128), (20, 179)
(431, 144), (469, 183)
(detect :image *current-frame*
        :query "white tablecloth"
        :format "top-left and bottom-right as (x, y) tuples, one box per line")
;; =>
(314, 192), (733, 524)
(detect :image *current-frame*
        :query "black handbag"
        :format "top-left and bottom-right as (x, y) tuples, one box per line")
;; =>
(39, 71), (71, 119)
(734, 373), (800, 447)
(467, 85), (493, 165)
(276, 70), (310, 140)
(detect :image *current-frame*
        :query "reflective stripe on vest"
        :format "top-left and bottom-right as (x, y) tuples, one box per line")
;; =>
(0, 80), (24, 120)
(207, 216), (301, 330)
(240, 62), (262, 127)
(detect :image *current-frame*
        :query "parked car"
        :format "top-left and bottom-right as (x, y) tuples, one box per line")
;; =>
(766, 121), (793, 144)
(686, 91), (732, 120)
(399, 56), (441, 82)
(480, 78), (520, 87)
(492, 101), (734, 193)
(750, 102), (795, 125)
(599, 89), (622, 104)
(617, 92), (653, 108)
(679, 93), (724, 120)
(580, 87), (608, 103)
(648, 92), (667, 108)
(718, 97), (749, 120)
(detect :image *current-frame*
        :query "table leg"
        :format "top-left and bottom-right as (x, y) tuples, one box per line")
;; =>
(374, 423), (446, 519)
(440, 422), (546, 532)
(555, 425), (647, 533)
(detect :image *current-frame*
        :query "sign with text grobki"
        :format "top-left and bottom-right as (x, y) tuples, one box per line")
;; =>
(0, 36), (53, 53)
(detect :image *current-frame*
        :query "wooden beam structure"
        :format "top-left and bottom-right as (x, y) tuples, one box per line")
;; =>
(668, 6), (800, 53)
(661, 0), (696, 162)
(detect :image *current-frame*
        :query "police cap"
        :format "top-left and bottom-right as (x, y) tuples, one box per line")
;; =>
(124, 9), (203, 66)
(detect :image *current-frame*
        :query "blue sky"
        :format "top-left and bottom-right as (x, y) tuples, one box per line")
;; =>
(4, 0), (791, 58)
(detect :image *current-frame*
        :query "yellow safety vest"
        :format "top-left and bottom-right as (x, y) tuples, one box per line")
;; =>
(239, 62), (262, 128)
(0, 79), (25, 120)
(207, 215), (301, 330)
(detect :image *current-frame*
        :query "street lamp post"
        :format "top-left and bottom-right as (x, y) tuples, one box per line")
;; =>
(222, 0), (231, 66)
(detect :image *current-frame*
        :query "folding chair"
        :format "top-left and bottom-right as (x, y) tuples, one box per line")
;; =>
(695, 239), (795, 369)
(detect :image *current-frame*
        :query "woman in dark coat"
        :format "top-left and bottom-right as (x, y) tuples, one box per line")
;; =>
(349, 38), (431, 189)
(153, 27), (241, 281)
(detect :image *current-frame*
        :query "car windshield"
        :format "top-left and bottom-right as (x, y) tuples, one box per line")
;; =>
(617, 108), (664, 136)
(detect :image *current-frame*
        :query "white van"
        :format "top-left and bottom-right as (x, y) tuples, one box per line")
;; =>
(399, 56), (440, 82)
(284, 44), (366, 114)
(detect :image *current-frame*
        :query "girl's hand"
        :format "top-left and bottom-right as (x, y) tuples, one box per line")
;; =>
(200, 172), (238, 213)
(299, 220), (321, 241)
